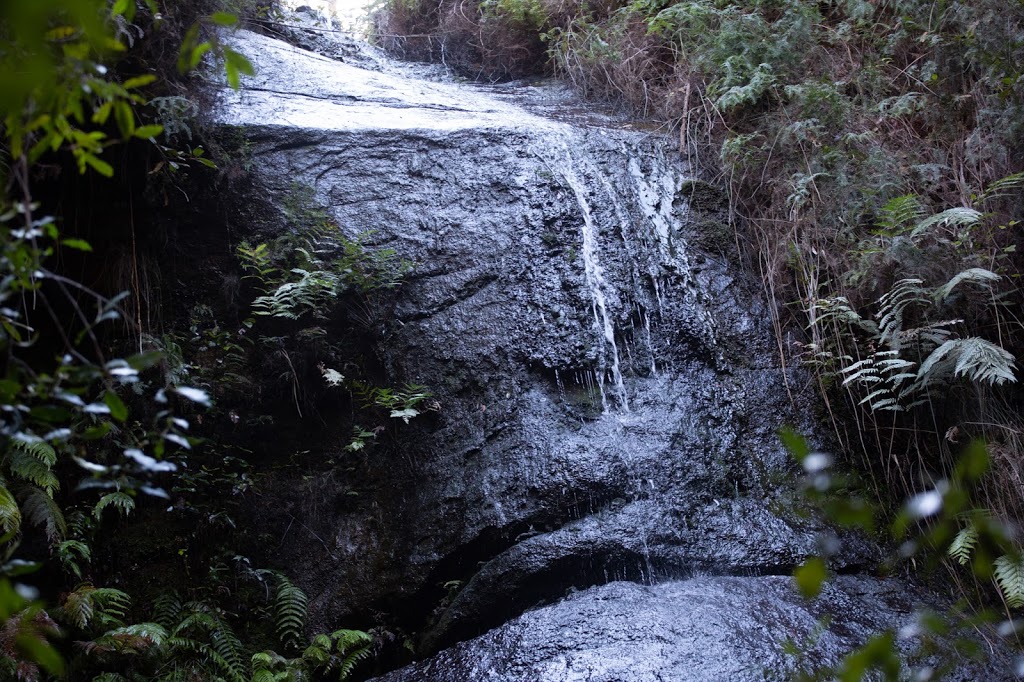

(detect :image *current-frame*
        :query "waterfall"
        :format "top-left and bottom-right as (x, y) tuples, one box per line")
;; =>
(558, 155), (629, 413)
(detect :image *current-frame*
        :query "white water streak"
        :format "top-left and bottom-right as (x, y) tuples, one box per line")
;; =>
(560, 156), (629, 412)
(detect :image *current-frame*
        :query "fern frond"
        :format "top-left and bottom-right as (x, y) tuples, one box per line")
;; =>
(153, 592), (183, 630)
(876, 194), (925, 234)
(0, 482), (21, 535)
(210, 624), (247, 682)
(333, 629), (373, 680)
(274, 575), (308, 650)
(994, 555), (1024, 608)
(981, 171), (1024, 202)
(83, 622), (169, 656)
(10, 439), (57, 467)
(62, 585), (130, 630)
(58, 539), (92, 580)
(21, 486), (66, 543)
(8, 444), (60, 497)
(93, 491), (135, 520)
(64, 586), (96, 629)
(877, 278), (928, 349)
(918, 338), (1017, 387)
(948, 525), (978, 565)
(935, 268), (1000, 302)
(910, 207), (984, 240)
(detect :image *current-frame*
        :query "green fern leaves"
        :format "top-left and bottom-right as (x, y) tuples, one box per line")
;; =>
(273, 575), (308, 650)
(948, 525), (978, 566)
(917, 338), (1017, 388)
(833, 263), (1016, 412)
(93, 492), (135, 521)
(993, 555), (1024, 609)
(62, 585), (130, 630)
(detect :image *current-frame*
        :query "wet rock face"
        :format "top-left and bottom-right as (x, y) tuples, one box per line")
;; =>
(208, 25), (977, 679)
(374, 576), (999, 682)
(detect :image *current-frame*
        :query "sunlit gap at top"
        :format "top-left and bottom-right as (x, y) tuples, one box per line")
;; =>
(279, 0), (375, 33)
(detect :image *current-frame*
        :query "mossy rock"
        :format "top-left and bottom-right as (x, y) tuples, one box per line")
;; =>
(677, 179), (728, 212)
(691, 218), (734, 255)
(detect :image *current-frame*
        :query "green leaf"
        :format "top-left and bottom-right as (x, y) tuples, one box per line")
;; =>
(112, 0), (134, 18)
(188, 42), (213, 71)
(103, 391), (128, 422)
(83, 154), (114, 177)
(61, 238), (92, 252)
(778, 426), (810, 462)
(123, 74), (157, 90)
(794, 557), (827, 599)
(211, 12), (239, 26)
(134, 124), (164, 139)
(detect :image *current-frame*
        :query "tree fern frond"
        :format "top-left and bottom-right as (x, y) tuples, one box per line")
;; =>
(93, 491), (135, 520)
(948, 525), (978, 565)
(994, 555), (1024, 608)
(153, 592), (183, 630)
(21, 486), (66, 543)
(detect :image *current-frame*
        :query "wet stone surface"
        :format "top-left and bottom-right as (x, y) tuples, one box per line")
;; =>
(210, 23), (1013, 680)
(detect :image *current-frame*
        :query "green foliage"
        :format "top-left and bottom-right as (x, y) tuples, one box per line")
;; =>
(61, 584), (131, 630)
(993, 555), (1024, 609)
(302, 628), (374, 680)
(272, 574), (308, 651)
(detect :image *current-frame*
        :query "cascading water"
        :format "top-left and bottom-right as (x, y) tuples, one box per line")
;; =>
(556, 155), (629, 413)
(213, 17), (1011, 681)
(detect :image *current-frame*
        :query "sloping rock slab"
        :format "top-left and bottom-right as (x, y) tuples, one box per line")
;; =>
(374, 576), (1011, 682)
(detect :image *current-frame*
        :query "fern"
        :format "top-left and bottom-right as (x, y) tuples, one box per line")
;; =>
(80, 622), (168, 656)
(57, 539), (91, 579)
(910, 207), (984, 240)
(934, 267), (1000, 302)
(62, 585), (130, 630)
(273, 575), (308, 650)
(994, 555), (1024, 608)
(21, 486), (66, 543)
(169, 603), (247, 682)
(948, 525), (978, 565)
(8, 440), (59, 497)
(876, 278), (929, 349)
(333, 629), (373, 680)
(980, 171), (1024, 202)
(251, 270), (338, 320)
(875, 195), (925, 235)
(917, 338), (1017, 388)
(0, 481), (21, 535)
(167, 635), (246, 682)
(153, 592), (183, 630)
(93, 491), (135, 520)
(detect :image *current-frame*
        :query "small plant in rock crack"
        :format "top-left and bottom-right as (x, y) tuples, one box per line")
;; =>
(350, 381), (438, 423)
